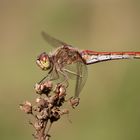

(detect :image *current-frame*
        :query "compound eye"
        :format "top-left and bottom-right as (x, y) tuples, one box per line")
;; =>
(36, 52), (51, 70)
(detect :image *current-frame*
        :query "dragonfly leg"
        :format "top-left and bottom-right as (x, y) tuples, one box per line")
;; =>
(38, 68), (60, 84)
(63, 68), (82, 78)
(57, 70), (69, 88)
(68, 96), (80, 108)
(38, 74), (49, 84)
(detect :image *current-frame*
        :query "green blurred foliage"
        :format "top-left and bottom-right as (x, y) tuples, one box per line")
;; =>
(0, 0), (140, 139)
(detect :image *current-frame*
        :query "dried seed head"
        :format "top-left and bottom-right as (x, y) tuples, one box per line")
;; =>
(59, 86), (66, 96)
(35, 81), (53, 95)
(36, 97), (48, 108)
(44, 81), (53, 89)
(54, 84), (66, 95)
(20, 101), (32, 114)
(34, 120), (43, 130)
(53, 84), (60, 94)
(50, 110), (60, 123)
(48, 94), (58, 105)
(37, 109), (49, 120)
(34, 83), (42, 94)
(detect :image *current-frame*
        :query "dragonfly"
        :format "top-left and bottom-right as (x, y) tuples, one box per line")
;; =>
(36, 31), (140, 98)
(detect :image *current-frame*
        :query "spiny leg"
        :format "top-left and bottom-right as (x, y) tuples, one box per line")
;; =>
(63, 68), (82, 78)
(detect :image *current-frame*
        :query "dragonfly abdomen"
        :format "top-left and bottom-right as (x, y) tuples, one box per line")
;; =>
(81, 51), (140, 64)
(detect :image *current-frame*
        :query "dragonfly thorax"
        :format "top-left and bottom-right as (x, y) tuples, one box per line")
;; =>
(36, 52), (52, 71)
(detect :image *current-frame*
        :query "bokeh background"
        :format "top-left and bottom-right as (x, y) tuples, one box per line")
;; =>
(0, 0), (140, 140)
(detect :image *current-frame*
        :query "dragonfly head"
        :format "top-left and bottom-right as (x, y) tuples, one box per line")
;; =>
(36, 52), (51, 71)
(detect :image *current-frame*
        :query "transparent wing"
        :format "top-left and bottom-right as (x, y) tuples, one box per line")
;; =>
(74, 62), (88, 98)
(64, 62), (88, 97)
(41, 31), (68, 48)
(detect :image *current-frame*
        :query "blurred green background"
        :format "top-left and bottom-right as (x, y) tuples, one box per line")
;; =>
(0, 0), (140, 140)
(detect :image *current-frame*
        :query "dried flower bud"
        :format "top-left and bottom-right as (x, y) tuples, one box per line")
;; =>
(58, 86), (66, 99)
(44, 80), (53, 89)
(50, 110), (60, 122)
(35, 81), (53, 95)
(34, 83), (42, 94)
(36, 97), (48, 108)
(53, 84), (60, 94)
(54, 84), (66, 96)
(20, 101), (32, 114)
(37, 109), (48, 120)
(48, 94), (58, 105)
(34, 120), (43, 130)
(59, 85), (66, 94)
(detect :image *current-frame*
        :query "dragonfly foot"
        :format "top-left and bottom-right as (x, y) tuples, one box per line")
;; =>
(69, 97), (80, 108)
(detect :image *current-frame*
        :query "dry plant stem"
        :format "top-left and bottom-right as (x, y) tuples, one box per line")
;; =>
(45, 123), (52, 140)
(38, 120), (48, 140)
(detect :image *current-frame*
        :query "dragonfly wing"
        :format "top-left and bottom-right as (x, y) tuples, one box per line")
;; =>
(39, 69), (59, 84)
(41, 31), (68, 48)
(74, 62), (88, 98)
(63, 62), (88, 97)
